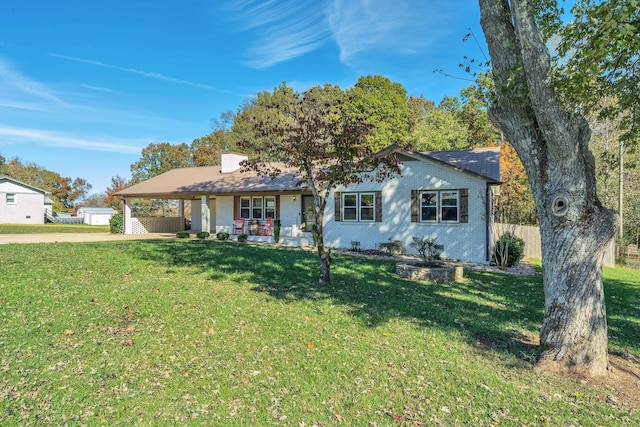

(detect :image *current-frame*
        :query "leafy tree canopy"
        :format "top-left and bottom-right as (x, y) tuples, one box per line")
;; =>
(0, 156), (91, 210)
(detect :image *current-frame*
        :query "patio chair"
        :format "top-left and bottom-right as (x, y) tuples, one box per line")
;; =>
(233, 218), (245, 234)
(258, 217), (273, 236)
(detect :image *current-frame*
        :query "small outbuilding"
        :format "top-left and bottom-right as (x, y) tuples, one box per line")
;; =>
(77, 207), (117, 226)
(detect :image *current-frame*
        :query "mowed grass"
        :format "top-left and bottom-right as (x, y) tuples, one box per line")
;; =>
(0, 240), (638, 426)
(0, 224), (110, 234)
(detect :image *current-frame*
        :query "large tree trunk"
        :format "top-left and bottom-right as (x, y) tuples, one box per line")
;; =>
(479, 0), (618, 376)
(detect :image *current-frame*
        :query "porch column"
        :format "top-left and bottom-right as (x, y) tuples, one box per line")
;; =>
(201, 195), (210, 233)
(123, 198), (132, 234)
(178, 200), (185, 230)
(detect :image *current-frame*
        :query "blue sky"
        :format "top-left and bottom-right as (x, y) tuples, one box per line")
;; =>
(0, 0), (486, 195)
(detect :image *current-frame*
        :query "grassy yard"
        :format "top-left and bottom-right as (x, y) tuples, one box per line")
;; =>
(1, 240), (638, 425)
(0, 224), (110, 234)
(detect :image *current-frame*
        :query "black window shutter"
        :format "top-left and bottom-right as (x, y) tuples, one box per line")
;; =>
(375, 191), (382, 222)
(334, 191), (341, 222)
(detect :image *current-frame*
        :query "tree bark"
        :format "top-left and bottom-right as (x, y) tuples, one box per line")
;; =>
(313, 191), (332, 286)
(478, 0), (618, 376)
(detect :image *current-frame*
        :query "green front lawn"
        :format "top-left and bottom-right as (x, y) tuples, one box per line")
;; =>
(0, 223), (110, 234)
(1, 240), (637, 425)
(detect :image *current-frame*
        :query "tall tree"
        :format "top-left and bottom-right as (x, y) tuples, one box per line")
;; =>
(345, 75), (412, 150)
(0, 156), (91, 211)
(104, 175), (129, 211)
(410, 103), (469, 151)
(130, 142), (194, 184)
(478, 0), (619, 375)
(238, 83), (401, 286)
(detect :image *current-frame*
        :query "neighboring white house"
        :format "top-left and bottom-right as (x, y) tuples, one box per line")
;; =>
(0, 175), (48, 224)
(77, 207), (117, 225)
(115, 148), (500, 264)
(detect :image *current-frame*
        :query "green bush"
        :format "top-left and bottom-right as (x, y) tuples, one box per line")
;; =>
(273, 219), (281, 243)
(237, 234), (248, 242)
(176, 231), (190, 239)
(109, 213), (124, 234)
(196, 231), (210, 239)
(216, 232), (230, 241)
(410, 236), (442, 264)
(493, 232), (525, 268)
(379, 239), (406, 255)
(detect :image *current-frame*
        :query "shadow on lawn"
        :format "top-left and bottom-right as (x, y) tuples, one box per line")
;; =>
(134, 240), (545, 365)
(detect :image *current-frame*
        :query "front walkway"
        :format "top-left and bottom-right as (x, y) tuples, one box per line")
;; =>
(0, 233), (176, 245)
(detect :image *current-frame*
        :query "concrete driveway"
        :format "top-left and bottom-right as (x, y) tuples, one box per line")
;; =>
(0, 233), (176, 244)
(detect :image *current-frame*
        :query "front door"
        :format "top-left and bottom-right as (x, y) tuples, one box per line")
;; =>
(302, 195), (316, 232)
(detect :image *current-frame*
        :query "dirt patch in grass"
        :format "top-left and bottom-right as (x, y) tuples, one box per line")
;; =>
(508, 330), (640, 409)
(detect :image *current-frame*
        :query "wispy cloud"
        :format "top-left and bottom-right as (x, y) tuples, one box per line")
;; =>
(49, 54), (217, 90)
(223, 0), (330, 68)
(0, 57), (66, 105)
(325, 0), (451, 63)
(82, 84), (114, 93)
(221, 0), (454, 68)
(0, 125), (143, 155)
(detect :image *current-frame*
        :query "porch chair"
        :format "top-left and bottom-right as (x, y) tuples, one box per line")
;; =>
(232, 218), (245, 234)
(258, 217), (273, 236)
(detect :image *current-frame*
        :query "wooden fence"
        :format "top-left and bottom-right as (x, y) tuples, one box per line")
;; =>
(492, 223), (615, 267)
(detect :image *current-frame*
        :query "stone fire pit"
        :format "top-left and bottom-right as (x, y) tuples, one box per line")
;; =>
(396, 261), (464, 283)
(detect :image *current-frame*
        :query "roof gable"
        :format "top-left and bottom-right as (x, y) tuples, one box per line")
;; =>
(0, 175), (48, 194)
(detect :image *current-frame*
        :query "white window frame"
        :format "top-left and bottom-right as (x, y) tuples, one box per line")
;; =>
(264, 196), (276, 219)
(419, 191), (438, 223)
(239, 196), (277, 220)
(342, 192), (375, 223)
(6, 193), (16, 204)
(239, 197), (250, 218)
(419, 190), (459, 223)
(440, 191), (460, 223)
(252, 197), (263, 219)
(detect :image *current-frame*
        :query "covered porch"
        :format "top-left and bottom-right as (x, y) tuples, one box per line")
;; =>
(121, 192), (316, 240)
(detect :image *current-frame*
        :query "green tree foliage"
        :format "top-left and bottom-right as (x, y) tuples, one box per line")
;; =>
(130, 142), (194, 184)
(409, 82), (500, 151)
(238, 82), (402, 286)
(410, 102), (469, 151)
(0, 156), (91, 211)
(552, 0), (639, 146)
(345, 75), (412, 150)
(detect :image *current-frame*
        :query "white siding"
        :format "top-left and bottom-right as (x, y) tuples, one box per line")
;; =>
(0, 182), (45, 224)
(324, 158), (491, 264)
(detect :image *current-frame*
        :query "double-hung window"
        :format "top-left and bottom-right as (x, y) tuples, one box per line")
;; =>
(238, 196), (277, 219)
(6, 193), (15, 204)
(342, 192), (375, 222)
(440, 191), (459, 222)
(414, 189), (465, 223)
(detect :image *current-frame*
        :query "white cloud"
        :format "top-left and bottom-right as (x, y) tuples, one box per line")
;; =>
(0, 125), (143, 155)
(325, 0), (451, 64)
(82, 84), (114, 93)
(49, 54), (217, 90)
(0, 57), (66, 106)
(222, 0), (330, 68)
(220, 0), (455, 68)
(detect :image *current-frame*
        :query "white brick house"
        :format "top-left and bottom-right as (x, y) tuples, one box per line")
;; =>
(0, 176), (48, 224)
(116, 148), (500, 264)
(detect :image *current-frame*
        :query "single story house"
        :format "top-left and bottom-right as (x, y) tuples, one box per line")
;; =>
(115, 147), (500, 264)
(0, 175), (48, 224)
(77, 207), (117, 225)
